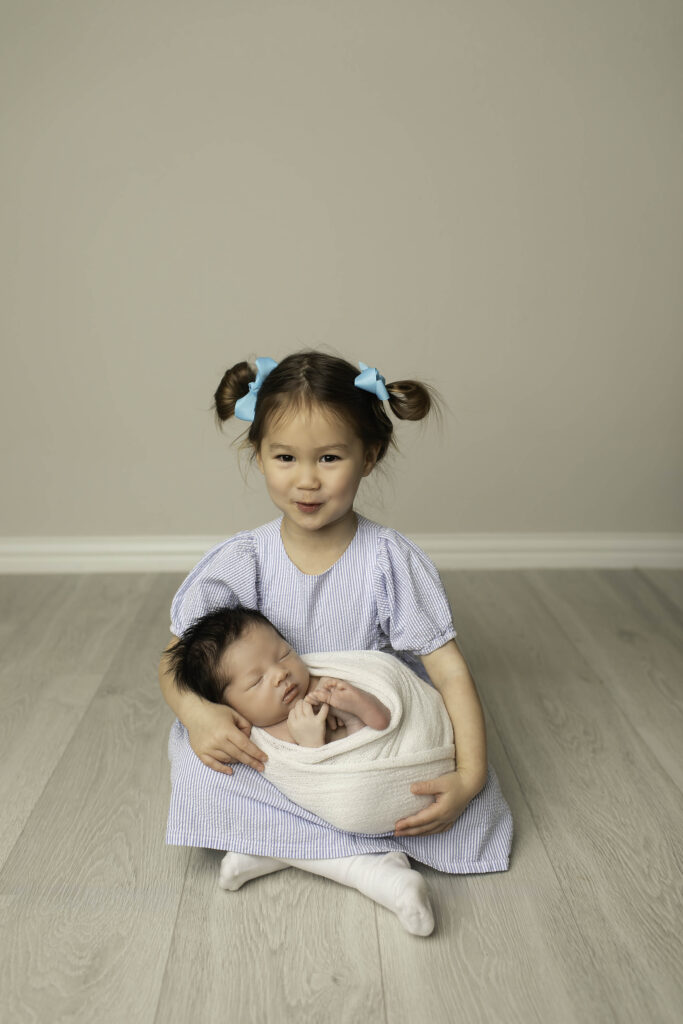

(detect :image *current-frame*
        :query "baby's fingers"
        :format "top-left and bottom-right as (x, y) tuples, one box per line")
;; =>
(300, 700), (324, 719)
(287, 700), (305, 723)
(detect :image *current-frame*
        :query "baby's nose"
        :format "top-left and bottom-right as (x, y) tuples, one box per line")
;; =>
(268, 666), (287, 686)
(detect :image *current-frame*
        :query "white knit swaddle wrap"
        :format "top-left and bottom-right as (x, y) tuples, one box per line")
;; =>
(250, 650), (456, 835)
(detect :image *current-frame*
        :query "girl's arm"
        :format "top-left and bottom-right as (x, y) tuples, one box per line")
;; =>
(394, 639), (488, 836)
(159, 639), (268, 774)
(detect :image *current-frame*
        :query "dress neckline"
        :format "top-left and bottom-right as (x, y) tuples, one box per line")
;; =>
(277, 513), (364, 578)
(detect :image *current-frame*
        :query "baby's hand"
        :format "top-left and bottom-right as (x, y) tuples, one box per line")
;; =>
(304, 680), (343, 730)
(287, 699), (329, 747)
(305, 679), (350, 729)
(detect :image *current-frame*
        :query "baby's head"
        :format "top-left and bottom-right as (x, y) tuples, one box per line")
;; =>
(167, 606), (310, 727)
(214, 349), (435, 463)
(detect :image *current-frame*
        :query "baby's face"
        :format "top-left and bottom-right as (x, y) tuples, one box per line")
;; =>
(220, 622), (310, 727)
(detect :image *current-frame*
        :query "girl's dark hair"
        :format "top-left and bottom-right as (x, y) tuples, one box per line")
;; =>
(214, 350), (436, 462)
(165, 606), (282, 704)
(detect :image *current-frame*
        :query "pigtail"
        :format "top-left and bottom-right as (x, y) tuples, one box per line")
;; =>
(386, 379), (436, 422)
(213, 361), (255, 424)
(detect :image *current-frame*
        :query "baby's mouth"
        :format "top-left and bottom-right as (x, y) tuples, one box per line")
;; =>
(282, 683), (298, 703)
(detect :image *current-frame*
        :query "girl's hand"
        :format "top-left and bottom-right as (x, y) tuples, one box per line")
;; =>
(394, 769), (484, 836)
(185, 702), (268, 775)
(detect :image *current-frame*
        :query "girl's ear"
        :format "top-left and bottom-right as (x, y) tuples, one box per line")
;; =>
(362, 445), (381, 477)
(255, 448), (265, 474)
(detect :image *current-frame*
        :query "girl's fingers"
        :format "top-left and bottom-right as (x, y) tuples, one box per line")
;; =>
(410, 778), (446, 796)
(394, 778), (451, 832)
(232, 711), (252, 732)
(394, 823), (450, 836)
(395, 801), (454, 835)
(230, 735), (268, 763)
(394, 805), (439, 833)
(223, 741), (267, 771)
(202, 755), (234, 775)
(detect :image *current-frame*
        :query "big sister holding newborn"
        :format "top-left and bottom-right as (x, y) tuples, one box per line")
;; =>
(159, 350), (512, 935)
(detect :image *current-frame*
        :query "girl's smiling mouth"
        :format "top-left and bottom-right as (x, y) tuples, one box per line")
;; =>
(295, 502), (323, 514)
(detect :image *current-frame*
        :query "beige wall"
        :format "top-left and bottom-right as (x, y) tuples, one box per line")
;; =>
(2, 0), (681, 539)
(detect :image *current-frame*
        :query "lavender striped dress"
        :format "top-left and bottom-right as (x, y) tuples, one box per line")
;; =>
(166, 514), (513, 873)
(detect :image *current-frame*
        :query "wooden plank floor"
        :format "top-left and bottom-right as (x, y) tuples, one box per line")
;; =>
(1, 570), (681, 1023)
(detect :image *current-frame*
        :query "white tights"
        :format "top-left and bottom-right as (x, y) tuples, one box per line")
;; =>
(219, 850), (434, 937)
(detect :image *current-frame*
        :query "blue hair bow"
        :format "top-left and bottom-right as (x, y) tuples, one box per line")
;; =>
(354, 361), (390, 401)
(234, 357), (279, 421)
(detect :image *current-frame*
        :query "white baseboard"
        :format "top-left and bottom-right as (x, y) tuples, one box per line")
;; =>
(414, 533), (683, 569)
(0, 533), (682, 573)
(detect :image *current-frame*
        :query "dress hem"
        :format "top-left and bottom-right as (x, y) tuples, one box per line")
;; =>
(165, 831), (510, 875)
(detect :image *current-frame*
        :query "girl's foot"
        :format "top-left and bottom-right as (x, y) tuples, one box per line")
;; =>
(285, 851), (435, 937)
(364, 852), (435, 937)
(219, 852), (287, 891)
(385, 856), (435, 936)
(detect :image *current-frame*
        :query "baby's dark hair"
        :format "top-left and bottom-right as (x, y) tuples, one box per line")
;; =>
(214, 349), (437, 462)
(165, 606), (282, 704)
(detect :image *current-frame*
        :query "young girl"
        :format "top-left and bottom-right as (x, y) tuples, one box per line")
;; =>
(160, 350), (512, 936)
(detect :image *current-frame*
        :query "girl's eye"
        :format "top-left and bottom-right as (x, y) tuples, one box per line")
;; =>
(320, 454), (340, 463)
(275, 454), (294, 463)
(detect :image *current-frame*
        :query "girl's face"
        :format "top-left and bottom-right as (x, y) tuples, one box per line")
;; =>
(256, 404), (378, 540)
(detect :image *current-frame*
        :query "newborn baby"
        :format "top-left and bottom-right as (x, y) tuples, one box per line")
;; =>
(167, 604), (391, 745)
(167, 604), (455, 838)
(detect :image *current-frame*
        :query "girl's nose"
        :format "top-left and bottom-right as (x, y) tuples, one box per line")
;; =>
(296, 462), (320, 490)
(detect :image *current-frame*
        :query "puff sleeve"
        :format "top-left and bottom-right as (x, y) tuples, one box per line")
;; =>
(374, 530), (456, 656)
(170, 531), (259, 636)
